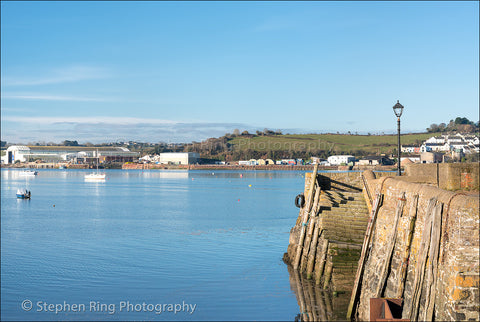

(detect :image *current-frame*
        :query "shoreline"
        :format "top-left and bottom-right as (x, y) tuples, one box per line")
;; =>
(1, 163), (397, 172)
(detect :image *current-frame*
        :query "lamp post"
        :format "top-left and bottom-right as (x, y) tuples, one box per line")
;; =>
(392, 100), (404, 176)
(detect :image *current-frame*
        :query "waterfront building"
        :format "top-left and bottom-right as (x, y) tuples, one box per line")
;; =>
(357, 156), (394, 166)
(1, 145), (139, 164)
(159, 152), (199, 165)
(327, 155), (355, 165)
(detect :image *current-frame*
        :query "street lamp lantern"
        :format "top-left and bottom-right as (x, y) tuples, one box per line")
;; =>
(393, 100), (404, 118)
(392, 100), (404, 176)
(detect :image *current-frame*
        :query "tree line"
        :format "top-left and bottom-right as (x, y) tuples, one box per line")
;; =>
(427, 117), (479, 133)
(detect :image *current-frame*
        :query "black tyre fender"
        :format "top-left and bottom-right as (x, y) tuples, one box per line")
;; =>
(295, 194), (305, 208)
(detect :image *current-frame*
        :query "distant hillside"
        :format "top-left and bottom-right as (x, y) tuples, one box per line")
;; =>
(185, 132), (440, 161)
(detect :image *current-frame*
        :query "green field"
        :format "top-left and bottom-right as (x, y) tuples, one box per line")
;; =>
(228, 132), (438, 156)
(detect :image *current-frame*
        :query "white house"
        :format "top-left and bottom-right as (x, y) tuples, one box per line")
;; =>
(401, 145), (420, 153)
(327, 155), (355, 165)
(425, 136), (445, 144)
(421, 133), (479, 155)
(449, 142), (467, 152)
(425, 142), (450, 152)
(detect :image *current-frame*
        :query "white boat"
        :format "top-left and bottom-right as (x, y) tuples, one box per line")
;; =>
(85, 150), (106, 181)
(85, 173), (106, 180)
(16, 188), (31, 199)
(20, 169), (38, 176)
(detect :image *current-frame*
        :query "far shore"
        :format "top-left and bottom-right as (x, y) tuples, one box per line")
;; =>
(1, 162), (397, 172)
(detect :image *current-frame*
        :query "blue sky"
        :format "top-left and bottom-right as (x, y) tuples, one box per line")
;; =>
(1, 1), (478, 144)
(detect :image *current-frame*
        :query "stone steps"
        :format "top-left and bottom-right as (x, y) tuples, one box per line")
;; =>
(324, 208), (369, 216)
(322, 219), (366, 226)
(322, 201), (366, 207)
(317, 190), (369, 246)
(325, 235), (365, 244)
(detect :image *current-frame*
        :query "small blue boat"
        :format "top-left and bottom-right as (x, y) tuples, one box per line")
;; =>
(16, 188), (31, 199)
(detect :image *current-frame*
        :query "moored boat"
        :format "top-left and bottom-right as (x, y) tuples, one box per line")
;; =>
(85, 149), (106, 180)
(16, 188), (31, 199)
(20, 169), (38, 176)
(85, 173), (106, 180)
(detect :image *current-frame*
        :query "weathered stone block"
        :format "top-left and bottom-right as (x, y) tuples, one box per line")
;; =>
(451, 287), (471, 301)
(455, 274), (480, 288)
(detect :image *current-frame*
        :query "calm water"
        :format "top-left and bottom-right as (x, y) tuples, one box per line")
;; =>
(1, 169), (313, 321)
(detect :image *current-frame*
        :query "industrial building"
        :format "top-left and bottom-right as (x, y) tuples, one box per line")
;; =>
(158, 152), (200, 165)
(1, 145), (139, 164)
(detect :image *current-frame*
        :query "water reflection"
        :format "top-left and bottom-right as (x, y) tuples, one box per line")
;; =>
(1, 169), (38, 180)
(287, 265), (351, 321)
(150, 170), (189, 179)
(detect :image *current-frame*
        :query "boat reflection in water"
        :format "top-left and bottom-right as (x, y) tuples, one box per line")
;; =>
(287, 265), (352, 321)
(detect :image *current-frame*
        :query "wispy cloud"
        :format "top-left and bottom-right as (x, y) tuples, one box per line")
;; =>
(1, 114), (329, 144)
(2, 93), (116, 102)
(3, 116), (178, 125)
(1, 115), (253, 143)
(2, 65), (110, 86)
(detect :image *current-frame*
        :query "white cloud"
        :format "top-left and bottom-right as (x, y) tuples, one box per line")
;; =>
(2, 93), (116, 102)
(2, 65), (110, 86)
(3, 116), (178, 125)
(1, 115), (257, 143)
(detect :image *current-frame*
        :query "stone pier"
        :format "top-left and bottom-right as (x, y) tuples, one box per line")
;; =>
(284, 163), (479, 321)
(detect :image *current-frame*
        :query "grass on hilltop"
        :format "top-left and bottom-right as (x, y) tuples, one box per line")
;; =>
(228, 132), (438, 155)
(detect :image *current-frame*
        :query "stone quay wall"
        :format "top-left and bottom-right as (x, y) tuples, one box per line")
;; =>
(285, 171), (394, 292)
(356, 171), (479, 321)
(404, 162), (479, 191)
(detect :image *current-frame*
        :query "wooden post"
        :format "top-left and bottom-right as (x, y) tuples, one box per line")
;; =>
(315, 238), (329, 285)
(306, 280), (318, 321)
(408, 197), (436, 321)
(346, 192), (383, 320)
(323, 289), (333, 318)
(301, 276), (312, 322)
(306, 218), (322, 279)
(315, 285), (328, 322)
(301, 188), (321, 271)
(374, 191), (406, 297)
(323, 257), (333, 290)
(396, 194), (419, 298)
(293, 267), (308, 320)
(294, 164), (319, 269)
(423, 203), (443, 321)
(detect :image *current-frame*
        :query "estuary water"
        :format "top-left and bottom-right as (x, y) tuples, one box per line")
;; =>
(1, 169), (318, 321)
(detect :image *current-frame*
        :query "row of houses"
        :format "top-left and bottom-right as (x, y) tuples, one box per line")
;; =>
(401, 133), (479, 154)
(238, 155), (395, 167)
(237, 159), (304, 166)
